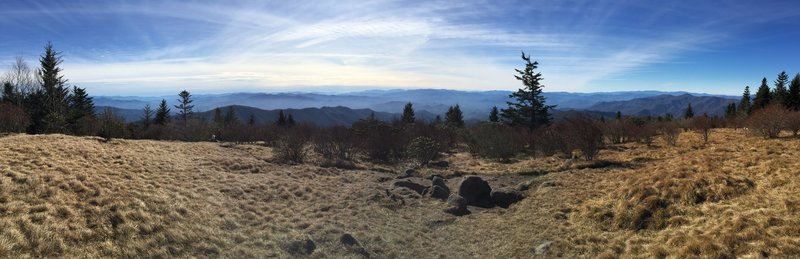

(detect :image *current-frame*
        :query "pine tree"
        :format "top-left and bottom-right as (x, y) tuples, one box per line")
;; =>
(401, 102), (415, 124)
(615, 111), (622, 120)
(753, 78), (771, 110)
(33, 42), (70, 133)
(67, 86), (95, 135)
(789, 73), (800, 111)
(433, 115), (442, 125)
(2, 81), (19, 105)
(223, 106), (237, 126)
(739, 86), (752, 116)
(445, 104), (464, 128)
(247, 114), (256, 126)
(287, 114), (296, 127)
(684, 103), (694, 119)
(724, 102), (737, 119)
(276, 110), (287, 126)
(174, 90), (194, 124)
(141, 104), (154, 129)
(489, 106), (499, 122)
(154, 99), (170, 125)
(500, 51), (554, 131)
(774, 71), (790, 108)
(212, 107), (223, 125)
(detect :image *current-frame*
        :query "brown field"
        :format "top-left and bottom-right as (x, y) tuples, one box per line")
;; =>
(0, 128), (799, 258)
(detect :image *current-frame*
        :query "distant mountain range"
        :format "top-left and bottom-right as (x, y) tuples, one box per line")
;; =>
(93, 89), (739, 124)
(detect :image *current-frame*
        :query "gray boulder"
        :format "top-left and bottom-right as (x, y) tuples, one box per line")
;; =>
(443, 194), (470, 216)
(457, 176), (494, 208)
(490, 188), (523, 208)
(340, 233), (370, 258)
(426, 185), (450, 200)
(390, 179), (426, 195)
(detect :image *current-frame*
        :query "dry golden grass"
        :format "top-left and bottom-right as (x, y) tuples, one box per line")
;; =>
(0, 129), (798, 258)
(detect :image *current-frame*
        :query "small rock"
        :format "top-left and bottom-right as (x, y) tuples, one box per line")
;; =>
(390, 179), (426, 194)
(490, 188), (523, 208)
(431, 176), (447, 189)
(535, 240), (553, 255)
(340, 233), (370, 258)
(427, 185), (450, 200)
(284, 235), (316, 255)
(458, 176), (494, 208)
(443, 194), (470, 216)
(540, 181), (559, 188)
(553, 212), (568, 220)
(397, 168), (419, 179)
(515, 180), (534, 192)
(429, 160), (449, 168)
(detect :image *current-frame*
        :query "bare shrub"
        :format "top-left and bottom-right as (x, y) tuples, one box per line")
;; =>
(312, 126), (355, 161)
(0, 102), (30, 133)
(746, 105), (788, 139)
(657, 122), (680, 146)
(274, 130), (309, 164)
(351, 117), (404, 163)
(627, 118), (657, 146)
(96, 108), (127, 141)
(604, 119), (628, 144)
(466, 123), (524, 162)
(406, 136), (440, 166)
(783, 111), (800, 137)
(691, 114), (713, 144)
(534, 125), (570, 156)
(561, 115), (604, 160)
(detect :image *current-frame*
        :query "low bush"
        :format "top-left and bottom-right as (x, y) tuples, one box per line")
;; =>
(312, 126), (355, 161)
(561, 115), (604, 160)
(273, 131), (309, 164)
(657, 121), (680, 146)
(407, 136), (440, 166)
(0, 103), (30, 133)
(746, 105), (788, 139)
(466, 122), (524, 162)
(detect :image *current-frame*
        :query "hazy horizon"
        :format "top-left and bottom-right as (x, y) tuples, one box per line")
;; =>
(2, 1), (799, 96)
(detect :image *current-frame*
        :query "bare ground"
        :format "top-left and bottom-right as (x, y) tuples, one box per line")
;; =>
(0, 129), (798, 258)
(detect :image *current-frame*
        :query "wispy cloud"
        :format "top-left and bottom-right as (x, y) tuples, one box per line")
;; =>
(1, 0), (799, 95)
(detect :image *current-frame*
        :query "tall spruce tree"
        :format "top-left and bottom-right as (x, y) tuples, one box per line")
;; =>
(287, 114), (296, 127)
(753, 77), (771, 110)
(276, 110), (287, 126)
(501, 51), (554, 131)
(724, 102), (737, 119)
(67, 86), (95, 135)
(174, 90), (194, 124)
(154, 99), (170, 125)
(774, 71), (790, 108)
(212, 107), (223, 125)
(489, 106), (499, 122)
(445, 104), (464, 128)
(790, 73), (800, 111)
(739, 86), (752, 116)
(141, 104), (154, 129)
(247, 114), (256, 126)
(401, 102), (415, 124)
(33, 42), (71, 133)
(224, 106), (237, 126)
(684, 103), (694, 119)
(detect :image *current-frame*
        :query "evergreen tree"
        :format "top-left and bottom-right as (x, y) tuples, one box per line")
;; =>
(141, 104), (154, 129)
(401, 102), (415, 124)
(247, 114), (256, 126)
(154, 99), (170, 125)
(615, 111), (622, 120)
(33, 42), (71, 133)
(212, 107), (223, 125)
(724, 102), (737, 119)
(174, 90), (194, 124)
(774, 71), (790, 107)
(276, 110), (287, 126)
(67, 86), (95, 135)
(789, 73), (800, 111)
(684, 103), (694, 119)
(489, 106), (499, 122)
(433, 115), (442, 125)
(2, 81), (19, 105)
(665, 113), (674, 121)
(223, 106), (237, 126)
(739, 86), (752, 116)
(500, 51), (554, 131)
(445, 104), (464, 128)
(753, 77), (771, 110)
(287, 114), (296, 127)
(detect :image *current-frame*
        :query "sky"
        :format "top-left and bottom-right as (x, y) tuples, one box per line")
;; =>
(0, 0), (799, 96)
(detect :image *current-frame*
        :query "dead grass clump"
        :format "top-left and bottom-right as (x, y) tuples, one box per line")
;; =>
(586, 170), (754, 230)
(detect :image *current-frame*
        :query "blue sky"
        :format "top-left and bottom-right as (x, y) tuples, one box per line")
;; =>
(0, 0), (798, 96)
